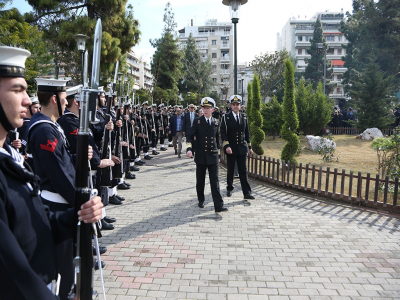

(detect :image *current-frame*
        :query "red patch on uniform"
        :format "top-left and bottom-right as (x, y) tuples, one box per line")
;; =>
(70, 128), (79, 136)
(40, 138), (58, 153)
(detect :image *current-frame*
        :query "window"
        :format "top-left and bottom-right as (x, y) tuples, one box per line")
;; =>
(338, 36), (342, 42)
(297, 36), (303, 41)
(298, 48), (302, 55)
(212, 40), (217, 45)
(337, 74), (342, 81)
(212, 53), (217, 58)
(212, 78), (217, 83)
(305, 36), (311, 41)
(326, 36), (335, 42)
(336, 87), (341, 94)
(212, 65), (217, 70)
(337, 49), (342, 55)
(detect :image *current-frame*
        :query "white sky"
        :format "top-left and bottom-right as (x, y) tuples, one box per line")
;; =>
(9, 0), (353, 64)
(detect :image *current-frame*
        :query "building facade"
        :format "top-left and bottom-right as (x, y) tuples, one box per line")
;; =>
(178, 19), (234, 106)
(277, 10), (349, 104)
(126, 50), (154, 104)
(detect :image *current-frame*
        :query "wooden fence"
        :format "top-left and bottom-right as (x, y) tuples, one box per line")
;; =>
(220, 151), (400, 213)
(326, 127), (395, 136)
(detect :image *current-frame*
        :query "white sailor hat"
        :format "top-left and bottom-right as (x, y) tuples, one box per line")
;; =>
(142, 101), (149, 106)
(0, 46), (31, 78)
(66, 84), (83, 97)
(36, 78), (69, 93)
(228, 94), (242, 104)
(30, 95), (39, 105)
(201, 97), (216, 107)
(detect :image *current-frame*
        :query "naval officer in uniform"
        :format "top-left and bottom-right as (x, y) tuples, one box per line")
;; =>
(186, 97), (227, 212)
(220, 95), (255, 200)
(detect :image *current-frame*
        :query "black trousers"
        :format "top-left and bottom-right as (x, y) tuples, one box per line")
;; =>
(196, 163), (224, 210)
(41, 199), (73, 300)
(226, 154), (251, 196)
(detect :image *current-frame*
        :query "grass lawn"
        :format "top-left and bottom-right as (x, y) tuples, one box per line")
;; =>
(261, 135), (378, 177)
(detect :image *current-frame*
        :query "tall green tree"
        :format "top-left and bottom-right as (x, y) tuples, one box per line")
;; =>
(250, 74), (265, 155)
(246, 81), (253, 126)
(25, 0), (140, 84)
(304, 18), (332, 93)
(150, 2), (182, 98)
(313, 83), (334, 135)
(341, 0), (400, 99)
(295, 77), (314, 134)
(0, 6), (52, 94)
(250, 50), (290, 101)
(351, 61), (394, 131)
(261, 96), (283, 140)
(181, 33), (213, 104)
(281, 59), (300, 163)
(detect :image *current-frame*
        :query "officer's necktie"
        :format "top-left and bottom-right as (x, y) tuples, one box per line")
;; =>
(236, 114), (239, 124)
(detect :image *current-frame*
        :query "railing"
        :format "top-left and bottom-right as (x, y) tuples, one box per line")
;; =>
(220, 151), (400, 213)
(326, 127), (395, 136)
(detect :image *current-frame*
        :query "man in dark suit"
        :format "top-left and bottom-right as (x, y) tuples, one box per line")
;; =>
(168, 106), (184, 158)
(183, 103), (198, 156)
(186, 97), (227, 213)
(220, 95), (255, 200)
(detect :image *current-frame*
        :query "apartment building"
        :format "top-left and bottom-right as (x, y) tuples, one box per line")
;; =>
(126, 50), (154, 102)
(178, 19), (234, 105)
(277, 10), (349, 103)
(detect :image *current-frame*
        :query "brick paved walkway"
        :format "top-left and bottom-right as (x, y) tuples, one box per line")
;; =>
(96, 145), (400, 300)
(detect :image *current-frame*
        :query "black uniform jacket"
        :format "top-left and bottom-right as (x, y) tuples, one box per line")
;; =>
(0, 146), (74, 300)
(26, 112), (76, 206)
(57, 110), (100, 170)
(220, 111), (251, 156)
(186, 116), (220, 165)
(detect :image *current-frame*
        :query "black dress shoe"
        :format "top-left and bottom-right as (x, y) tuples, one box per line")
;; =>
(101, 219), (115, 230)
(168, 144), (173, 147)
(123, 182), (131, 186)
(178, 154), (181, 158)
(160, 147), (167, 151)
(227, 190), (232, 197)
(115, 195), (125, 201)
(93, 246), (107, 255)
(152, 150), (159, 155)
(104, 216), (116, 223)
(126, 172), (136, 179)
(175, 150), (178, 155)
(109, 195), (123, 205)
(244, 194), (255, 200)
(135, 160), (145, 166)
(144, 155), (152, 160)
(198, 202), (204, 208)
(117, 183), (130, 190)
(94, 259), (106, 270)
(130, 165), (140, 171)
(215, 207), (228, 212)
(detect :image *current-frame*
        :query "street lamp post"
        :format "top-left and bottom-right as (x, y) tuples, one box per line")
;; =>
(222, 0), (248, 95)
(73, 34), (89, 85)
(240, 69), (246, 103)
(317, 43), (327, 95)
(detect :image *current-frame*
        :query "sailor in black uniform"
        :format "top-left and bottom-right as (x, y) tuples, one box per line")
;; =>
(0, 46), (103, 300)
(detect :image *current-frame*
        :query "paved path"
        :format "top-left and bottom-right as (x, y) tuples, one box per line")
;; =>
(96, 145), (400, 300)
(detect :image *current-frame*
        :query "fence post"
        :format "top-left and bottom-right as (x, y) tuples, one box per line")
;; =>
(317, 166), (322, 195)
(292, 162), (296, 188)
(356, 172), (362, 204)
(348, 170), (353, 201)
(333, 168), (337, 197)
(325, 167), (330, 196)
(365, 173), (370, 204)
(282, 160), (286, 186)
(384, 176), (389, 207)
(340, 169), (345, 200)
(393, 177), (399, 209)
(311, 165), (316, 193)
(374, 174), (380, 205)
(277, 159), (280, 184)
(304, 164), (309, 191)
(299, 163), (302, 189)
(272, 158), (275, 183)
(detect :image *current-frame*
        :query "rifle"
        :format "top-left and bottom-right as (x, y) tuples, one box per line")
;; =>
(122, 102), (130, 160)
(100, 62), (118, 186)
(112, 95), (124, 179)
(71, 18), (102, 300)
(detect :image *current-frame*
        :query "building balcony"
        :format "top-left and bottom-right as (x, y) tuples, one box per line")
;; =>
(295, 40), (311, 47)
(220, 56), (230, 62)
(221, 43), (230, 49)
